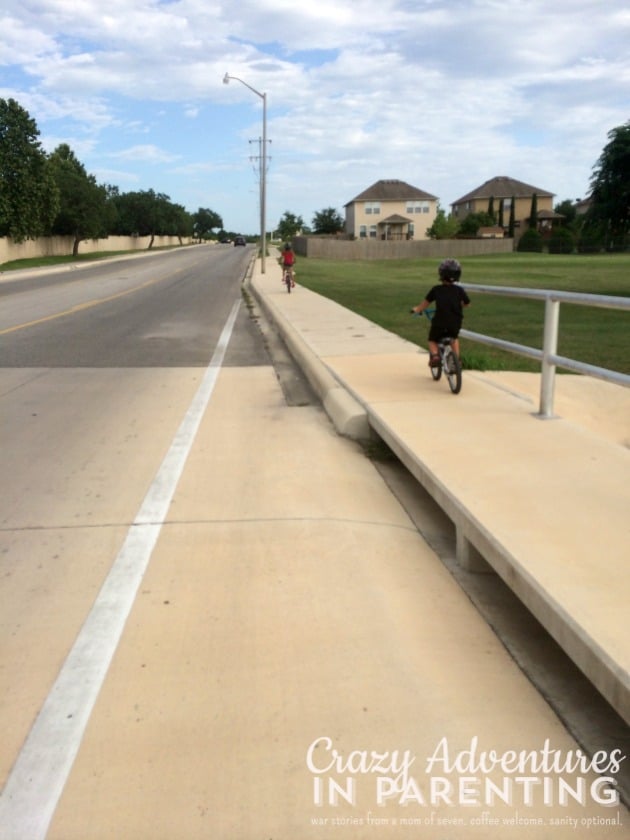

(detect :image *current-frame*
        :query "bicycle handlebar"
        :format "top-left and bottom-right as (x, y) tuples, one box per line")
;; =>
(410, 308), (436, 321)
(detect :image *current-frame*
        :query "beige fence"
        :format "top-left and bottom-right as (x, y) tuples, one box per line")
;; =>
(0, 235), (193, 265)
(293, 236), (514, 260)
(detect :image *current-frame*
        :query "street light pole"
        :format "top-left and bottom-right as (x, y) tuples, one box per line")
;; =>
(223, 73), (267, 273)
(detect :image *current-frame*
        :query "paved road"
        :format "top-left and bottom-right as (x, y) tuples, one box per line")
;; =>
(0, 248), (627, 839)
(0, 245), (258, 367)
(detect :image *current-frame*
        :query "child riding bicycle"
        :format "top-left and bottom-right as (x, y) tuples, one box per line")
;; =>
(411, 258), (470, 366)
(279, 243), (296, 287)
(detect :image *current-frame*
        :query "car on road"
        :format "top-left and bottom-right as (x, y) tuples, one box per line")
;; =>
(234, 236), (246, 246)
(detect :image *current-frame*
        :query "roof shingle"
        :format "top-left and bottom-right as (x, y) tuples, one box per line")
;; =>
(347, 179), (438, 204)
(452, 176), (554, 204)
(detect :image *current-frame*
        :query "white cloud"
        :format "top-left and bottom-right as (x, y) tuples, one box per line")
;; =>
(1, 0), (628, 230)
(109, 144), (180, 163)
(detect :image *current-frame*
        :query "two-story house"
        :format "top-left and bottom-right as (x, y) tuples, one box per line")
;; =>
(345, 179), (438, 241)
(451, 176), (555, 232)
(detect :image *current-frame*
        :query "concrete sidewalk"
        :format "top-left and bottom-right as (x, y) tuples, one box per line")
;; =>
(250, 256), (630, 727)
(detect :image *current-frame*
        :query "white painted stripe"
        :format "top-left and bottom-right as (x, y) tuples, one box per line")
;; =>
(0, 299), (241, 840)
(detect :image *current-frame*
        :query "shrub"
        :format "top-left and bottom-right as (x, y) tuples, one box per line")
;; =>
(517, 228), (543, 252)
(577, 227), (604, 253)
(548, 227), (574, 254)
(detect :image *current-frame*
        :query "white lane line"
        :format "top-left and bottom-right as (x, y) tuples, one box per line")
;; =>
(0, 299), (241, 840)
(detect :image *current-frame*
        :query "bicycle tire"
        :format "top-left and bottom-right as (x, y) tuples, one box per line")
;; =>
(430, 347), (442, 380)
(445, 348), (462, 394)
(284, 272), (292, 293)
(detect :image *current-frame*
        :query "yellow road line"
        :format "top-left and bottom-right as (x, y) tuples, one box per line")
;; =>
(0, 273), (172, 337)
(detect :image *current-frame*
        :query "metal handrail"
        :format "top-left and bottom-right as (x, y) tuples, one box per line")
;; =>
(459, 283), (630, 418)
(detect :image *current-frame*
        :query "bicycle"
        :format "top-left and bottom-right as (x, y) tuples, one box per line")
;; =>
(282, 265), (295, 293)
(412, 309), (463, 395)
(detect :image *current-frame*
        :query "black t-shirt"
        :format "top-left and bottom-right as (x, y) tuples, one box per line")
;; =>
(426, 283), (470, 326)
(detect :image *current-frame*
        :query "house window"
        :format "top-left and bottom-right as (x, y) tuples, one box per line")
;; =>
(369, 225), (377, 238)
(408, 223), (415, 238)
(406, 200), (430, 214)
(359, 225), (367, 239)
(365, 201), (381, 215)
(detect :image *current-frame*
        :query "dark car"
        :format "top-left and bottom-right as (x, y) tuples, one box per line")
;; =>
(233, 236), (246, 246)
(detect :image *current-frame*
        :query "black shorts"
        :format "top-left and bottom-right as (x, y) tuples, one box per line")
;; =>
(429, 318), (461, 342)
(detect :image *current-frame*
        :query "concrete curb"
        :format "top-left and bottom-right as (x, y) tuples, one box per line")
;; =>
(248, 265), (371, 441)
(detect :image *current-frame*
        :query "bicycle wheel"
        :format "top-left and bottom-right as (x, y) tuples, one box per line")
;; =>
(445, 348), (462, 394)
(285, 272), (291, 293)
(430, 349), (442, 381)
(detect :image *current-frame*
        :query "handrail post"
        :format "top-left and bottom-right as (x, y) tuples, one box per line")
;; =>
(539, 297), (559, 417)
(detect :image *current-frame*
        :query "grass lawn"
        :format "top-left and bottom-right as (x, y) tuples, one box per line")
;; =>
(294, 253), (630, 375)
(0, 246), (181, 273)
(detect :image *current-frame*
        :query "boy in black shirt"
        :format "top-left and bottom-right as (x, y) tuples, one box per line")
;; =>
(411, 259), (471, 366)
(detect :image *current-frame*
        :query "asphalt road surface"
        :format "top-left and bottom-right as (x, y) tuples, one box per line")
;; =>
(0, 245), (260, 367)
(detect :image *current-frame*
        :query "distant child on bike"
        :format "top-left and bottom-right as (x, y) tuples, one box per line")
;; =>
(411, 258), (470, 366)
(280, 243), (296, 286)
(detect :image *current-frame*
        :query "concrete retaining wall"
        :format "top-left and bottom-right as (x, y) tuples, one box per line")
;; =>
(0, 235), (192, 264)
(294, 236), (514, 260)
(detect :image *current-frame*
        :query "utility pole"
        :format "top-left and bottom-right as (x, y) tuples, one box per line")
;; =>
(223, 74), (268, 272)
(249, 136), (271, 254)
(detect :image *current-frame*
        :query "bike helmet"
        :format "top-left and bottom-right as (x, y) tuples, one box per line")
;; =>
(438, 258), (462, 282)
(284, 243), (292, 250)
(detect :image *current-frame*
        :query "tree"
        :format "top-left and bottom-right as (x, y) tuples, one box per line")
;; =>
(277, 210), (304, 242)
(554, 199), (577, 227)
(0, 98), (59, 241)
(508, 197), (516, 237)
(528, 193), (538, 229)
(548, 227), (574, 254)
(584, 121), (630, 250)
(48, 143), (110, 255)
(457, 211), (494, 237)
(193, 208), (222, 240)
(312, 207), (344, 235)
(517, 227), (543, 252)
(426, 206), (459, 239)
(487, 196), (495, 222)
(112, 189), (177, 247)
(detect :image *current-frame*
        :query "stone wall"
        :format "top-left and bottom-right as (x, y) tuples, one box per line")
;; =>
(0, 235), (192, 265)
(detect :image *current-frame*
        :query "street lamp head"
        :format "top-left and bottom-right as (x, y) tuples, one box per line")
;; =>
(223, 72), (230, 85)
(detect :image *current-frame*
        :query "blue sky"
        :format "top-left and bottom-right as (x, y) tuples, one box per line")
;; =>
(1, 0), (629, 235)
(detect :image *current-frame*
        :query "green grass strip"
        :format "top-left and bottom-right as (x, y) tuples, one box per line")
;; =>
(295, 253), (630, 374)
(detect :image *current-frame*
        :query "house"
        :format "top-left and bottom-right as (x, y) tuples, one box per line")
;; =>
(451, 176), (555, 232)
(345, 179), (438, 241)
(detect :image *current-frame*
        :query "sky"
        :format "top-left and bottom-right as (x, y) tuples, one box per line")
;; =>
(1, 0), (629, 235)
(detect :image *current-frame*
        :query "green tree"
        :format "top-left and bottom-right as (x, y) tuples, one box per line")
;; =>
(113, 189), (177, 247)
(166, 202), (193, 243)
(457, 211), (494, 237)
(554, 199), (577, 227)
(193, 208), (223, 240)
(498, 200), (504, 229)
(277, 210), (304, 242)
(312, 207), (344, 235)
(487, 195), (495, 221)
(548, 227), (575, 254)
(426, 206), (459, 239)
(517, 227), (543, 252)
(584, 121), (630, 250)
(508, 197), (516, 237)
(528, 193), (538, 229)
(48, 144), (110, 255)
(0, 98), (59, 241)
